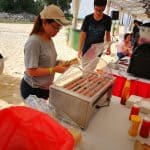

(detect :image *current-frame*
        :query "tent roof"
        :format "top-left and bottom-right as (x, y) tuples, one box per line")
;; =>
(110, 0), (150, 19)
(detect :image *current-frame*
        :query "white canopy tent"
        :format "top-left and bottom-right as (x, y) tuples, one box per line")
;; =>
(110, 0), (150, 20)
(69, 0), (149, 50)
(71, 0), (150, 28)
(72, 0), (81, 28)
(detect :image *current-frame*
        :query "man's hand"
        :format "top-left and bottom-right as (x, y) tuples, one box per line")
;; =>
(105, 47), (111, 55)
(78, 50), (82, 58)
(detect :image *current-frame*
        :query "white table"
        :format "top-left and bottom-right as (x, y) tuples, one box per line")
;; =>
(78, 96), (149, 150)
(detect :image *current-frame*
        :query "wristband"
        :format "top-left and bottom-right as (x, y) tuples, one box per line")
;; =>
(48, 67), (53, 74)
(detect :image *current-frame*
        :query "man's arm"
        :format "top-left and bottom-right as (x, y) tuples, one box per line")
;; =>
(78, 31), (86, 58)
(105, 31), (111, 55)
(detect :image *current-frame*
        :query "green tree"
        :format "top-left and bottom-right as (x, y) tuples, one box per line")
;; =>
(0, 0), (72, 16)
(43, 0), (72, 13)
(34, 0), (45, 15)
(0, 0), (44, 14)
(0, 0), (14, 12)
(43, 0), (57, 5)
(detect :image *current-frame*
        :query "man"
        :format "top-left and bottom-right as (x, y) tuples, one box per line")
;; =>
(131, 20), (142, 49)
(132, 22), (150, 54)
(138, 22), (150, 45)
(78, 0), (112, 58)
(128, 22), (150, 79)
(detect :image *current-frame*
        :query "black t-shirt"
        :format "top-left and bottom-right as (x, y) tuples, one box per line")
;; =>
(127, 43), (150, 79)
(132, 25), (139, 40)
(81, 13), (112, 55)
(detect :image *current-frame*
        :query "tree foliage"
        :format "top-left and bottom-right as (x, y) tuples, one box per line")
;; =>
(0, 0), (14, 12)
(0, 0), (72, 15)
(42, 0), (72, 13)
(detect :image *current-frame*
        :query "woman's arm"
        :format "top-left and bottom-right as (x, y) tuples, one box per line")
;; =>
(27, 66), (67, 77)
(121, 43), (132, 55)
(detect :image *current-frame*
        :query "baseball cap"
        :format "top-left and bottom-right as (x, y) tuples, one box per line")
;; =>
(40, 4), (71, 26)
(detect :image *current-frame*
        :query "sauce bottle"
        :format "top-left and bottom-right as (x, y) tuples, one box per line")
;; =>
(129, 104), (140, 120)
(139, 116), (150, 138)
(128, 115), (141, 137)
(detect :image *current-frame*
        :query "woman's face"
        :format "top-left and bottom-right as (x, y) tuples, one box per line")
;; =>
(43, 21), (62, 37)
(125, 35), (131, 42)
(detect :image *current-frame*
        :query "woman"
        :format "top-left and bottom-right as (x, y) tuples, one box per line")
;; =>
(117, 33), (133, 60)
(20, 4), (70, 100)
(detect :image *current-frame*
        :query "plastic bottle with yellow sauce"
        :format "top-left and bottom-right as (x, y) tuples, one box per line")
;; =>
(128, 115), (141, 137)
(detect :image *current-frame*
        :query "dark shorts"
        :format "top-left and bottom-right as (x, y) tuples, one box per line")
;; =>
(20, 78), (49, 100)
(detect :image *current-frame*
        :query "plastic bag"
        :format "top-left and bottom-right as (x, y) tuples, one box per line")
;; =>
(25, 95), (55, 116)
(25, 95), (80, 129)
(0, 106), (74, 150)
(81, 42), (110, 68)
(50, 105), (83, 148)
(25, 95), (82, 147)
(54, 65), (83, 87)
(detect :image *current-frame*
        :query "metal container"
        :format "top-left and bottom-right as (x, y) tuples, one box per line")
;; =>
(49, 71), (114, 129)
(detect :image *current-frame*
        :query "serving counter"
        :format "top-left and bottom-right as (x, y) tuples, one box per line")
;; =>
(77, 96), (150, 150)
(110, 58), (150, 102)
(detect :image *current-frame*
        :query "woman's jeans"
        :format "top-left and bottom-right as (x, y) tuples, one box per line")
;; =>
(20, 78), (49, 100)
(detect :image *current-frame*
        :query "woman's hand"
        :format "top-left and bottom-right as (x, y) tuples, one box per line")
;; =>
(53, 65), (68, 73)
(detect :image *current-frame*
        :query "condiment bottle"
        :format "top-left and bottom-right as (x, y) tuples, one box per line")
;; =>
(139, 116), (150, 138)
(128, 115), (141, 137)
(129, 104), (140, 120)
(120, 80), (131, 105)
